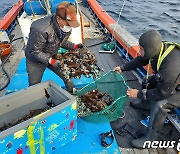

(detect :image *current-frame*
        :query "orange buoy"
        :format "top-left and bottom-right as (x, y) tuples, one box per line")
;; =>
(0, 44), (12, 56)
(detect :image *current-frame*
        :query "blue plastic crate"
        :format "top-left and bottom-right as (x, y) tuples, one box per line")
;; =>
(0, 81), (77, 154)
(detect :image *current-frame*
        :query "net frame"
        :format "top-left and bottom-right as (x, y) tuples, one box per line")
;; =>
(76, 71), (128, 121)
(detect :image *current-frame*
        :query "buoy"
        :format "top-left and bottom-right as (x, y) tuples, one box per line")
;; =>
(0, 44), (12, 56)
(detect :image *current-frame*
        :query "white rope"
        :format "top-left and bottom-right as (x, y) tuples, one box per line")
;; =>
(29, 0), (35, 16)
(114, 0), (130, 60)
(39, 0), (47, 11)
(43, 0), (51, 15)
(119, 72), (130, 89)
(112, 0), (127, 42)
(125, 47), (129, 60)
(109, 0), (127, 54)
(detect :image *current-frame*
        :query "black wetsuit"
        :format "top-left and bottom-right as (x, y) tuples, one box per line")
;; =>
(121, 43), (180, 129)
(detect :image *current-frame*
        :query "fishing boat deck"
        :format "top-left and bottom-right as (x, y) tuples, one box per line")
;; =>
(0, 2), (179, 154)
(79, 4), (179, 153)
(85, 38), (179, 154)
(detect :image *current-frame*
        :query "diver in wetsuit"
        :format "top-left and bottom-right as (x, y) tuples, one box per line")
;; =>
(114, 30), (180, 148)
(25, 1), (83, 92)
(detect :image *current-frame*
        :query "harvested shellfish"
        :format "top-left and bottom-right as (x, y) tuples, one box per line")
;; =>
(55, 48), (100, 79)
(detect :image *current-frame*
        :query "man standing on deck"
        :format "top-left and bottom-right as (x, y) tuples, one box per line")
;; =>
(25, 1), (83, 92)
(114, 30), (180, 148)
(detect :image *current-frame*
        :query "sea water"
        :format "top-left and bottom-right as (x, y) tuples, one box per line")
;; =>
(98, 0), (180, 43)
(0, 0), (180, 42)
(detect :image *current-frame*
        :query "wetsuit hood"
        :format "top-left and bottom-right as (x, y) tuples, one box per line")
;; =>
(139, 30), (162, 59)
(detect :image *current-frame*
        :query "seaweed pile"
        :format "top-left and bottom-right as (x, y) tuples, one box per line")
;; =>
(77, 89), (114, 117)
(0, 101), (55, 132)
(0, 89), (55, 132)
(54, 48), (100, 80)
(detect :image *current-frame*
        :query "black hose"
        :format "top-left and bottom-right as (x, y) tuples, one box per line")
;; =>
(0, 55), (11, 91)
(10, 37), (23, 43)
(86, 40), (108, 48)
(0, 37), (23, 91)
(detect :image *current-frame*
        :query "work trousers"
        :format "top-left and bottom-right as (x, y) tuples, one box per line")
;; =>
(148, 92), (180, 130)
(26, 58), (74, 92)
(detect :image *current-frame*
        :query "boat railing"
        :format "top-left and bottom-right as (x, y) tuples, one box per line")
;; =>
(0, 0), (24, 35)
(86, 0), (153, 78)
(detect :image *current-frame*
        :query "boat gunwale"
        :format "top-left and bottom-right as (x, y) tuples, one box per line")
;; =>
(0, 0), (24, 33)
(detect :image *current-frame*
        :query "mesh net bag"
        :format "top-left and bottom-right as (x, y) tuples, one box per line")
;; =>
(76, 71), (128, 122)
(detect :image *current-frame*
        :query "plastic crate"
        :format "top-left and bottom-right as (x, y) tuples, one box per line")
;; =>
(0, 81), (77, 154)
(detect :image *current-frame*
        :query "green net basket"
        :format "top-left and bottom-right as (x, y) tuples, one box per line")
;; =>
(76, 71), (128, 122)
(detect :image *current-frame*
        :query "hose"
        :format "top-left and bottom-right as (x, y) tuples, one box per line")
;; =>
(86, 40), (108, 48)
(0, 37), (23, 91)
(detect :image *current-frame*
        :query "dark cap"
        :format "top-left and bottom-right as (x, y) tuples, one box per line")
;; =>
(139, 30), (162, 59)
(56, 1), (80, 28)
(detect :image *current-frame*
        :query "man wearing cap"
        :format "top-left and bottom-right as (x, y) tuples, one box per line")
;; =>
(114, 30), (180, 148)
(25, 1), (83, 92)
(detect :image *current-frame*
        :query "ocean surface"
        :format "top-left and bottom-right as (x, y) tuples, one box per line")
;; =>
(0, 0), (17, 19)
(0, 0), (180, 42)
(97, 0), (180, 43)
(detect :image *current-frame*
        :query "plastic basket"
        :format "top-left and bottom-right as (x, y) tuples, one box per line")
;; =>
(101, 42), (115, 51)
(76, 71), (128, 122)
(58, 47), (68, 54)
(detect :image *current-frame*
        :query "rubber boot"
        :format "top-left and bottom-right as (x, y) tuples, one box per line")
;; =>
(130, 127), (157, 148)
(148, 100), (168, 130)
(130, 99), (150, 110)
(131, 99), (168, 149)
